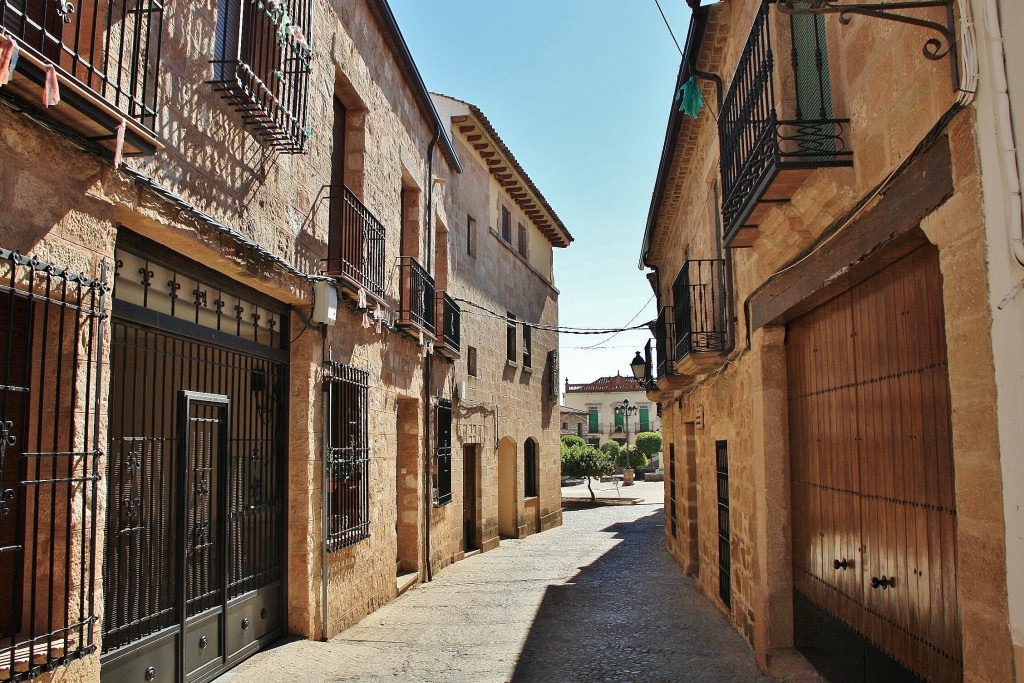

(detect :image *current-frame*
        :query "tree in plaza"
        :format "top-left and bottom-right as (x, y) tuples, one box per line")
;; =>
(561, 443), (613, 502)
(615, 444), (648, 471)
(560, 434), (586, 450)
(599, 440), (621, 461)
(634, 432), (663, 464)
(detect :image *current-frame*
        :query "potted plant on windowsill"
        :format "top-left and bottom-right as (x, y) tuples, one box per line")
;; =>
(615, 446), (647, 486)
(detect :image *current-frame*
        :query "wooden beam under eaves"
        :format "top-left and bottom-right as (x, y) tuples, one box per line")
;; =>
(480, 151), (496, 158)
(473, 143), (489, 151)
(466, 134), (483, 142)
(453, 115), (469, 123)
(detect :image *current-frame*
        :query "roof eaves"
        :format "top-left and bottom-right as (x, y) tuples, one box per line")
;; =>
(436, 93), (573, 249)
(640, 6), (711, 268)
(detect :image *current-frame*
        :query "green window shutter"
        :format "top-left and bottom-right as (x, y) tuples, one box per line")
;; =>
(588, 409), (599, 432)
(614, 411), (624, 428)
(639, 407), (650, 431)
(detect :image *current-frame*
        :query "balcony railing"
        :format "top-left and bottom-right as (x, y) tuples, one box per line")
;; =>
(718, 2), (852, 247)
(397, 257), (435, 340)
(0, 0), (163, 155)
(324, 185), (388, 305)
(673, 259), (728, 372)
(435, 291), (460, 359)
(655, 307), (674, 380)
(639, 421), (652, 433)
(210, 0), (312, 153)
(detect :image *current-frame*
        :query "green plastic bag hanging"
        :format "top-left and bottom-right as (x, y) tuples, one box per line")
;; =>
(675, 76), (705, 119)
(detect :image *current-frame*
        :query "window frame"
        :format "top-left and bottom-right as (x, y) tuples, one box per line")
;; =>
(517, 222), (529, 258)
(522, 322), (532, 369)
(435, 399), (453, 505)
(500, 206), (512, 243)
(467, 345), (478, 377)
(324, 361), (371, 552)
(467, 215), (477, 258)
(506, 312), (517, 364)
(524, 438), (539, 498)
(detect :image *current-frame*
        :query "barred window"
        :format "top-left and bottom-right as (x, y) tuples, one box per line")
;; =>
(435, 399), (452, 505)
(506, 312), (516, 363)
(211, 0), (313, 153)
(522, 323), (532, 369)
(324, 362), (370, 552)
(524, 438), (538, 498)
(0, 248), (105, 676)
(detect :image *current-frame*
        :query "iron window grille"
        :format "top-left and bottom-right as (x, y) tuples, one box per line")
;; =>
(324, 184), (388, 303)
(669, 444), (678, 539)
(716, 440), (731, 609)
(436, 292), (460, 358)
(0, 246), (106, 681)
(0, 0), (163, 131)
(323, 361), (369, 552)
(434, 399), (452, 506)
(523, 439), (538, 498)
(505, 312), (516, 363)
(397, 257), (435, 338)
(672, 259), (728, 361)
(545, 350), (558, 401)
(718, 1), (851, 241)
(211, 0), (312, 153)
(522, 322), (532, 369)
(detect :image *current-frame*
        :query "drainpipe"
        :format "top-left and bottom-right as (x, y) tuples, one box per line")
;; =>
(422, 126), (441, 582)
(321, 334), (330, 641)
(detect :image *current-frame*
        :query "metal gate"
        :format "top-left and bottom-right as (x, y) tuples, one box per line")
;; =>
(787, 243), (960, 682)
(102, 238), (287, 683)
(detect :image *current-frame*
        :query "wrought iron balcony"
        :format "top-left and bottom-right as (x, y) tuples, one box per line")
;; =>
(323, 184), (388, 306)
(719, 2), (852, 247)
(0, 0), (163, 155)
(210, 0), (312, 153)
(655, 306), (674, 380)
(672, 258), (729, 375)
(435, 291), (460, 360)
(397, 256), (435, 340)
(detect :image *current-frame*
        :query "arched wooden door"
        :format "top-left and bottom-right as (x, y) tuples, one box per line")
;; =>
(788, 243), (961, 683)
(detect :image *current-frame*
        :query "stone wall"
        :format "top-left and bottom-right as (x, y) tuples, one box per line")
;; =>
(0, 0), (564, 679)
(648, 1), (1015, 680)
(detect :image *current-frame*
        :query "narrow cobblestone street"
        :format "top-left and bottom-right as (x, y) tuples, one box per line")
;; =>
(221, 489), (771, 682)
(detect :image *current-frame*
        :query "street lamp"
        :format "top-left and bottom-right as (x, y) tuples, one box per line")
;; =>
(614, 398), (639, 467)
(630, 351), (647, 383)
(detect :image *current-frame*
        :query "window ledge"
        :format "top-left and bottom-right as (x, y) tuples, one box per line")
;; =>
(506, 359), (519, 368)
(522, 365), (533, 374)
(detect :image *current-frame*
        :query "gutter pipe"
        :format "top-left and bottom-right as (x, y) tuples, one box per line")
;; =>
(422, 125), (441, 583)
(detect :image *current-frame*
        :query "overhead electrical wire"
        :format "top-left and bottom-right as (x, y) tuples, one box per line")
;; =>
(653, 0), (685, 58)
(576, 293), (656, 349)
(452, 297), (653, 335)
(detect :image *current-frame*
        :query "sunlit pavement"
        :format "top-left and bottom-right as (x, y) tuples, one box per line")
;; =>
(218, 498), (773, 682)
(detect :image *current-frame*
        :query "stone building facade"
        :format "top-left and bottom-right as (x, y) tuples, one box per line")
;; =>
(0, 1), (567, 681)
(563, 374), (659, 447)
(642, 0), (1018, 681)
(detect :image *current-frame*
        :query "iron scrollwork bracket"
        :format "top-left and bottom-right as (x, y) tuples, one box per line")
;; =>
(774, 1), (956, 66)
(0, 421), (16, 516)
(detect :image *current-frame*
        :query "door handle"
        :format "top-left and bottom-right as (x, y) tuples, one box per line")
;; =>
(833, 558), (850, 570)
(870, 575), (894, 590)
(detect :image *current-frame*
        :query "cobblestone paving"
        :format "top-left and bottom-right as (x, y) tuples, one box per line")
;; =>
(219, 500), (773, 683)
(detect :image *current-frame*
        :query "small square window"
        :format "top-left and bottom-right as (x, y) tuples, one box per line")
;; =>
(467, 346), (478, 377)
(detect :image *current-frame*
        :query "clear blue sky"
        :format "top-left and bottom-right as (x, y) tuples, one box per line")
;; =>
(388, 0), (692, 394)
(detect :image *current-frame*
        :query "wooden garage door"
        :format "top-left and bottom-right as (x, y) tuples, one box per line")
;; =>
(788, 243), (961, 683)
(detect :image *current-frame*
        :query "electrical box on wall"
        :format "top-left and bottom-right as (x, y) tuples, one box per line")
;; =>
(455, 381), (467, 402)
(311, 280), (338, 325)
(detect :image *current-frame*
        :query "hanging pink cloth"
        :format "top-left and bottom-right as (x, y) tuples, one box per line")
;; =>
(362, 311), (371, 329)
(0, 38), (12, 86)
(43, 64), (60, 106)
(113, 118), (126, 168)
(374, 304), (383, 334)
(357, 287), (367, 309)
